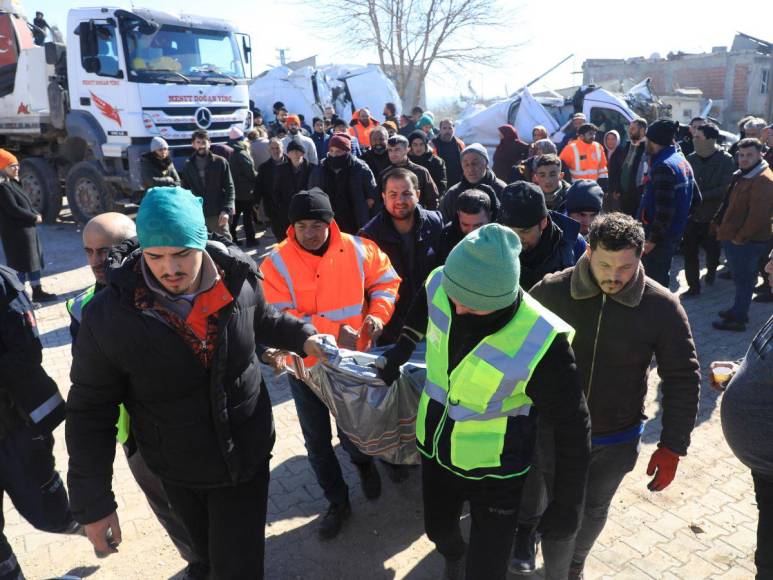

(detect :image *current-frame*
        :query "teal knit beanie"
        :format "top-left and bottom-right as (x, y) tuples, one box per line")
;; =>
(136, 187), (208, 250)
(442, 223), (522, 311)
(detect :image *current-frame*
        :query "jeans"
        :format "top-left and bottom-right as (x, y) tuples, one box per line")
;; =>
(723, 240), (768, 321)
(539, 437), (640, 578)
(683, 221), (721, 290)
(162, 459), (270, 580)
(1, 428), (76, 580)
(642, 238), (677, 288)
(753, 471), (773, 579)
(229, 200), (256, 243)
(422, 456), (524, 580)
(15, 270), (41, 286)
(288, 375), (372, 505)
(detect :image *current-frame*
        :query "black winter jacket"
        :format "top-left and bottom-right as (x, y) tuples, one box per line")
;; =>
(378, 160), (440, 210)
(309, 155), (376, 234)
(180, 152), (236, 217)
(66, 241), (315, 524)
(227, 140), (257, 202)
(439, 170), (505, 222)
(139, 152), (181, 190)
(264, 158), (312, 240)
(410, 151), (448, 195)
(0, 179), (43, 273)
(686, 147), (736, 223)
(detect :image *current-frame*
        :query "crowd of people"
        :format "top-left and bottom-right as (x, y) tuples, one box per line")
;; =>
(0, 99), (771, 580)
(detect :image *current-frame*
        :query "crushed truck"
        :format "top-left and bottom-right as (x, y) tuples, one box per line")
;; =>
(0, 2), (254, 222)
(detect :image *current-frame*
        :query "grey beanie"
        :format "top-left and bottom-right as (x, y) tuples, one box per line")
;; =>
(461, 142), (490, 165)
(150, 136), (169, 152)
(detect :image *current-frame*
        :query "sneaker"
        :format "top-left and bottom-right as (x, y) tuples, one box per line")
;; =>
(180, 562), (210, 580)
(680, 287), (700, 299)
(508, 525), (537, 575)
(443, 554), (466, 580)
(713, 319), (747, 332)
(355, 461), (382, 500)
(32, 286), (57, 302)
(569, 560), (585, 580)
(318, 500), (351, 540)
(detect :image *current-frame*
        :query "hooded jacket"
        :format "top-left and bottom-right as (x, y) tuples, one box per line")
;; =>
(140, 151), (181, 190)
(439, 170), (505, 223)
(493, 124), (529, 181)
(530, 253), (700, 454)
(226, 139), (257, 201)
(66, 241), (315, 524)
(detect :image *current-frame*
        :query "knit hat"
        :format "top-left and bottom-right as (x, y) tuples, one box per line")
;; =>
(572, 112), (587, 121)
(409, 129), (428, 145)
(228, 126), (244, 140)
(0, 149), (19, 171)
(646, 119), (679, 147)
(285, 114), (301, 127)
(460, 142), (490, 165)
(383, 120), (398, 133)
(416, 115), (434, 129)
(150, 137), (169, 153)
(565, 179), (604, 214)
(328, 133), (352, 152)
(288, 188), (334, 224)
(498, 181), (548, 228)
(286, 138), (306, 154)
(136, 187), (208, 250)
(442, 224), (522, 311)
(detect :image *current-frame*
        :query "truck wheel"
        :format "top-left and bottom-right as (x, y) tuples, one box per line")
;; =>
(65, 161), (115, 224)
(19, 157), (62, 224)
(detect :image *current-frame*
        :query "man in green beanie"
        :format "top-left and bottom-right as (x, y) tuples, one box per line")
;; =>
(375, 224), (591, 580)
(66, 186), (329, 579)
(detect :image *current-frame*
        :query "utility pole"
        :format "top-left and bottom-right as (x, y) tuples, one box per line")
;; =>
(277, 48), (288, 66)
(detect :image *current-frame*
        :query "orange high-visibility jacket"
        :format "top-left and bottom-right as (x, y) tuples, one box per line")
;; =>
(560, 138), (609, 182)
(349, 112), (380, 148)
(260, 220), (400, 362)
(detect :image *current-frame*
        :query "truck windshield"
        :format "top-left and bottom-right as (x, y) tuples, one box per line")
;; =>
(122, 23), (245, 84)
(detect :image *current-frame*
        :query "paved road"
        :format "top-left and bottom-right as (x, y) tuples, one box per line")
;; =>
(3, 217), (771, 580)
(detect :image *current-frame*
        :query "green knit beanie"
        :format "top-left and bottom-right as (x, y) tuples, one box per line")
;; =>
(136, 186), (208, 250)
(442, 223), (522, 311)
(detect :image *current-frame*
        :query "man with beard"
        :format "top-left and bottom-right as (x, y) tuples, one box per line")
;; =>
(359, 168), (444, 345)
(409, 130), (447, 195)
(254, 138), (287, 239)
(440, 143), (505, 222)
(181, 130), (235, 240)
(309, 133), (376, 234)
(608, 118), (648, 217)
(383, 102), (399, 126)
(431, 119), (465, 189)
(350, 108), (380, 150)
(677, 116), (705, 157)
(361, 127), (391, 184)
(438, 188), (492, 262)
(332, 117), (363, 157)
(310, 117), (329, 161)
(378, 135), (439, 210)
(226, 127), (258, 246)
(560, 124), (609, 191)
(264, 139), (312, 241)
(498, 181), (585, 290)
(682, 123), (735, 298)
(268, 104), (288, 138)
(140, 137), (181, 190)
(282, 115), (318, 165)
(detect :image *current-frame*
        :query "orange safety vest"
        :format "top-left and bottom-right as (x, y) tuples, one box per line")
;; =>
(560, 139), (609, 182)
(349, 114), (380, 148)
(260, 220), (401, 364)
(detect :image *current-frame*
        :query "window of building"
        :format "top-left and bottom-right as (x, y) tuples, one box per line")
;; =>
(762, 69), (770, 95)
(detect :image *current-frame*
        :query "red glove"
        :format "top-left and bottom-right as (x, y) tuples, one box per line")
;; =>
(646, 447), (680, 491)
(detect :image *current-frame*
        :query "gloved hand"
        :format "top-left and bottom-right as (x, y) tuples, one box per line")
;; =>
(537, 501), (579, 541)
(373, 336), (415, 386)
(373, 355), (401, 385)
(646, 446), (680, 491)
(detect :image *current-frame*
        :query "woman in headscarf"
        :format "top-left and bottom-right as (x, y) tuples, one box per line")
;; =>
(604, 130), (620, 160)
(532, 125), (549, 142)
(493, 124), (529, 181)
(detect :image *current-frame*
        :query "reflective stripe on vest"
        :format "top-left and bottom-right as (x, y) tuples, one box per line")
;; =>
(268, 251), (298, 307)
(66, 285), (97, 324)
(351, 235), (366, 281)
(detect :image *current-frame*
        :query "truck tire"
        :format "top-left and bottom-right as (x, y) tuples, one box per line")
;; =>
(19, 157), (62, 224)
(65, 161), (115, 224)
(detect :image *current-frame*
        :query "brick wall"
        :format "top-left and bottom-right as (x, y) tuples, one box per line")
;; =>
(673, 67), (725, 99)
(732, 64), (750, 109)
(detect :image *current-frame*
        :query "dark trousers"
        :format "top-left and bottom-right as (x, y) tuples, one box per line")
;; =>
(1, 428), (75, 580)
(753, 471), (773, 579)
(642, 238), (678, 288)
(288, 375), (371, 506)
(125, 445), (198, 564)
(162, 459), (270, 580)
(230, 199), (256, 243)
(723, 240), (768, 321)
(683, 221), (721, 290)
(421, 456), (524, 580)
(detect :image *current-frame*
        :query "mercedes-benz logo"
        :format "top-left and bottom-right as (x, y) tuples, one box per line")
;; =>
(195, 107), (212, 129)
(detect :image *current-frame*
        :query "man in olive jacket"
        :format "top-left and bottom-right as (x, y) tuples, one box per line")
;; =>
(511, 213), (700, 580)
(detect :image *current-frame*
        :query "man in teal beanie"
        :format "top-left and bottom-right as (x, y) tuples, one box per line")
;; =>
(66, 185), (329, 579)
(375, 224), (591, 580)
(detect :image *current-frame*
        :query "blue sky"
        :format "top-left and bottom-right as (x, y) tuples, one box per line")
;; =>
(27, 0), (773, 106)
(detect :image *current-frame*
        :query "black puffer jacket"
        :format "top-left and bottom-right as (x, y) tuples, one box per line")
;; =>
(440, 170), (505, 222)
(66, 241), (315, 524)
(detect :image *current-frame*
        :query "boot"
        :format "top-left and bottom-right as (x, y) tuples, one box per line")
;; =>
(443, 554), (465, 580)
(32, 285), (57, 303)
(318, 499), (351, 540)
(509, 525), (537, 575)
(568, 560), (585, 580)
(180, 562), (210, 580)
(355, 461), (382, 500)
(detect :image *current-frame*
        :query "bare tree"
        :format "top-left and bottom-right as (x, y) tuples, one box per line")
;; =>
(307, 0), (518, 108)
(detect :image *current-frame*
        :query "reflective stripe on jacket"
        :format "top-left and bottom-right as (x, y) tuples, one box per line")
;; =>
(560, 139), (609, 181)
(416, 267), (574, 479)
(260, 220), (400, 364)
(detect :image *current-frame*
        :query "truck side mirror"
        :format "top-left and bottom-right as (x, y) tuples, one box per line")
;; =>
(76, 21), (98, 58)
(83, 56), (101, 74)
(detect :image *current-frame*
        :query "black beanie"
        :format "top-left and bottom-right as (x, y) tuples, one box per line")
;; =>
(565, 179), (604, 214)
(646, 119), (679, 147)
(286, 138), (306, 154)
(288, 188), (334, 224)
(498, 181), (548, 228)
(408, 129), (428, 146)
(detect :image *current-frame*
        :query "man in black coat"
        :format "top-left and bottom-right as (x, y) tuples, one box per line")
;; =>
(180, 130), (236, 241)
(66, 188), (327, 579)
(309, 133), (376, 235)
(608, 118), (647, 216)
(439, 143), (504, 222)
(378, 135), (439, 210)
(264, 139), (312, 241)
(359, 168), (444, 345)
(361, 126), (391, 184)
(431, 119), (465, 189)
(409, 130), (447, 195)
(226, 127), (258, 246)
(1, 265), (81, 580)
(438, 188), (493, 263)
